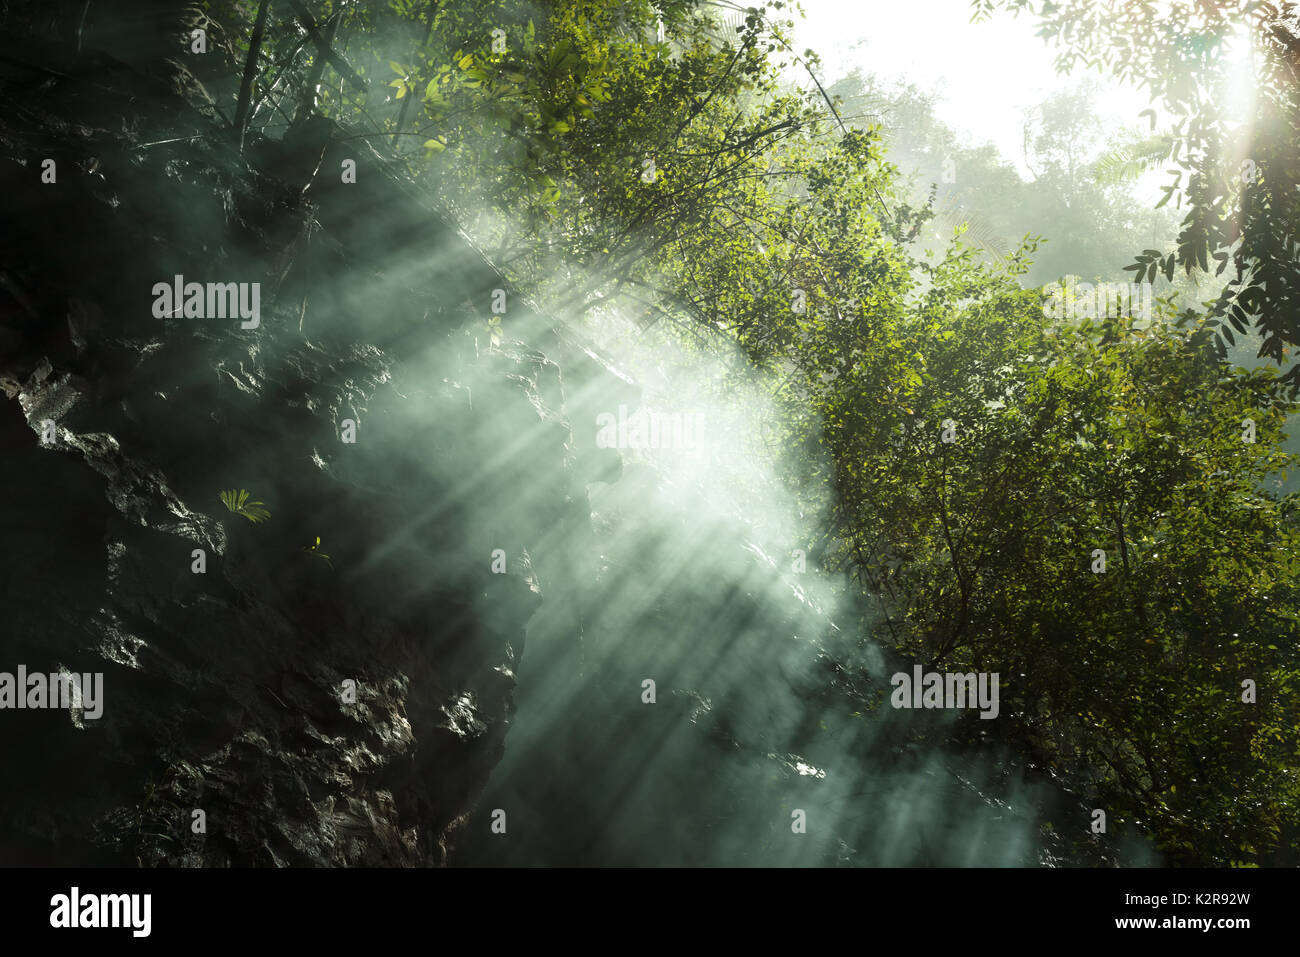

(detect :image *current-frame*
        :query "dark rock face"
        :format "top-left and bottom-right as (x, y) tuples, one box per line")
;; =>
(0, 28), (588, 866)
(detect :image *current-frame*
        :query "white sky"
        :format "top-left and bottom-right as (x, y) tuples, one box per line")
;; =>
(788, 0), (1158, 179)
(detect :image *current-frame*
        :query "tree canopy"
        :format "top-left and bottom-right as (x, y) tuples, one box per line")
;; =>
(199, 0), (1300, 865)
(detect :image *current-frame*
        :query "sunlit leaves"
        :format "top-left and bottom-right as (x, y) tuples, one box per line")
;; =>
(980, 0), (1300, 387)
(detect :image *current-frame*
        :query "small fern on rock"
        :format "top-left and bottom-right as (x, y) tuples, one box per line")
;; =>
(219, 489), (271, 523)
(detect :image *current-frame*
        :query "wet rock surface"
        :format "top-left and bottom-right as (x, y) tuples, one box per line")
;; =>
(0, 27), (570, 866)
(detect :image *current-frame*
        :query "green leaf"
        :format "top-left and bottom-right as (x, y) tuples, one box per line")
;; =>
(219, 489), (270, 523)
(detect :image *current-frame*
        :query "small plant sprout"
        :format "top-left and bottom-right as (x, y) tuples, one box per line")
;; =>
(303, 536), (332, 567)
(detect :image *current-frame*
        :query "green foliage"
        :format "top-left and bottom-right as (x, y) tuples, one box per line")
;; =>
(806, 268), (1300, 864)
(828, 73), (1185, 289)
(978, 0), (1300, 385)
(198, 0), (1300, 865)
(1091, 131), (1179, 188)
(219, 489), (271, 523)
